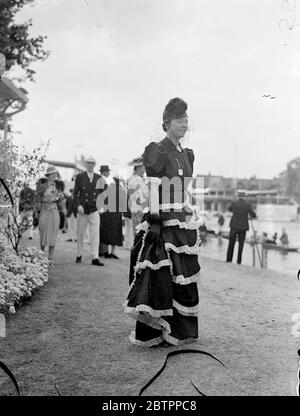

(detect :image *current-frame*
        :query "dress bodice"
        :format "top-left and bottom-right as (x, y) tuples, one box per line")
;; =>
(41, 183), (64, 211)
(143, 137), (194, 179)
(143, 138), (194, 208)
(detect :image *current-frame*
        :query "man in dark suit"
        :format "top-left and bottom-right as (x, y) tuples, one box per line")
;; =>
(226, 190), (256, 264)
(73, 156), (104, 266)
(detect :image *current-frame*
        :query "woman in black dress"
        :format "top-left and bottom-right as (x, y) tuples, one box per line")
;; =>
(124, 97), (201, 347)
(99, 167), (124, 259)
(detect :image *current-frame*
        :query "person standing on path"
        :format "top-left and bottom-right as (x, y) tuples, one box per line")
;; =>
(98, 165), (124, 259)
(122, 192), (134, 250)
(127, 156), (148, 237)
(124, 97), (201, 347)
(73, 156), (104, 266)
(35, 165), (65, 265)
(226, 190), (256, 264)
(66, 188), (77, 242)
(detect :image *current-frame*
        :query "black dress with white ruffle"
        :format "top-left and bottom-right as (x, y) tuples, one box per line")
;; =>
(124, 137), (201, 347)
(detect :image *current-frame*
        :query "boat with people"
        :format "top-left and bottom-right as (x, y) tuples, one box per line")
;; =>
(205, 229), (300, 253)
(258, 242), (299, 253)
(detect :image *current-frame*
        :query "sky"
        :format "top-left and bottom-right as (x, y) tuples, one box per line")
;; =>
(7, 0), (300, 180)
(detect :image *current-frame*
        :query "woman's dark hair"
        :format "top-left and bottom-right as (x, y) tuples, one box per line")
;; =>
(162, 97), (187, 132)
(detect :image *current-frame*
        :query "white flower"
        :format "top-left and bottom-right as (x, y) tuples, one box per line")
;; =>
(0, 243), (49, 312)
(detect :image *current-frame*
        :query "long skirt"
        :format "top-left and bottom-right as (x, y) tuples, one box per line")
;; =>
(124, 211), (201, 347)
(39, 208), (60, 247)
(100, 211), (123, 246)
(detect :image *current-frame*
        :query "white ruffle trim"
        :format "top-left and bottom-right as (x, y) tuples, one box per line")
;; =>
(163, 335), (198, 346)
(128, 312), (178, 346)
(173, 299), (199, 317)
(126, 307), (199, 347)
(126, 277), (137, 298)
(134, 258), (171, 274)
(124, 302), (173, 318)
(135, 312), (171, 333)
(127, 269), (201, 298)
(135, 220), (150, 234)
(162, 219), (202, 230)
(164, 227), (201, 255)
(159, 198), (188, 211)
(172, 270), (201, 285)
(124, 300), (199, 318)
(165, 242), (200, 255)
(128, 330), (198, 348)
(166, 249), (173, 276)
(132, 229), (148, 280)
(129, 331), (164, 347)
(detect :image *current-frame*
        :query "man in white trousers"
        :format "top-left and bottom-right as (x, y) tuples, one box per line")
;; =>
(73, 156), (104, 266)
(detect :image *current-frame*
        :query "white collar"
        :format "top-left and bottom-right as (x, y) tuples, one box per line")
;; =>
(86, 171), (94, 180)
(104, 175), (115, 185)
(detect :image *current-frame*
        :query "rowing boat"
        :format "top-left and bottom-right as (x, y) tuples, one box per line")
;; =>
(206, 230), (299, 253)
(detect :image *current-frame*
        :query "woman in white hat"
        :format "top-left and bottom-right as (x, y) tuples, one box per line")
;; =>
(35, 165), (65, 265)
(127, 156), (148, 237)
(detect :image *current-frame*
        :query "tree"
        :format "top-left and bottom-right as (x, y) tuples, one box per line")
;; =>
(0, 137), (49, 254)
(0, 0), (50, 83)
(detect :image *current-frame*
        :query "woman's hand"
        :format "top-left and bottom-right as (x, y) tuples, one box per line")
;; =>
(77, 205), (84, 215)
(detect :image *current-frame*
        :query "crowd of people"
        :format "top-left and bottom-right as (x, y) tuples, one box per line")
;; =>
(17, 97), (202, 348)
(18, 160), (292, 270)
(16, 96), (293, 349)
(18, 155), (151, 267)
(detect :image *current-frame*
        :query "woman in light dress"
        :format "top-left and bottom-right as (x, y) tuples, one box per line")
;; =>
(127, 156), (148, 237)
(35, 165), (64, 265)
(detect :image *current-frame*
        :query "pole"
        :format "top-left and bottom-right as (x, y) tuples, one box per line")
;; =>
(262, 245), (268, 268)
(249, 217), (263, 268)
(233, 143), (237, 194)
(252, 244), (256, 267)
(3, 114), (8, 142)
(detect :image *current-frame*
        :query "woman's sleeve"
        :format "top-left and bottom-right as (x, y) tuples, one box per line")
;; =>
(185, 148), (195, 175)
(143, 142), (167, 177)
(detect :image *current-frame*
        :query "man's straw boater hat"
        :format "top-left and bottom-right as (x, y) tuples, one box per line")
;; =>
(45, 165), (58, 176)
(85, 156), (96, 163)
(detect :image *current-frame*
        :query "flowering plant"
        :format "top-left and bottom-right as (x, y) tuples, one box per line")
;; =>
(0, 136), (49, 254)
(0, 244), (49, 315)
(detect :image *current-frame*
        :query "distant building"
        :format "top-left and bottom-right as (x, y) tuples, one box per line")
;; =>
(192, 174), (235, 212)
(278, 157), (300, 205)
(192, 172), (290, 212)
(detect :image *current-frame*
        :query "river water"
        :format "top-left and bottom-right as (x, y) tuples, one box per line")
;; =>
(200, 215), (300, 275)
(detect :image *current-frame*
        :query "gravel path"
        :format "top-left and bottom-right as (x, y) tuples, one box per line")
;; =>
(0, 231), (299, 396)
